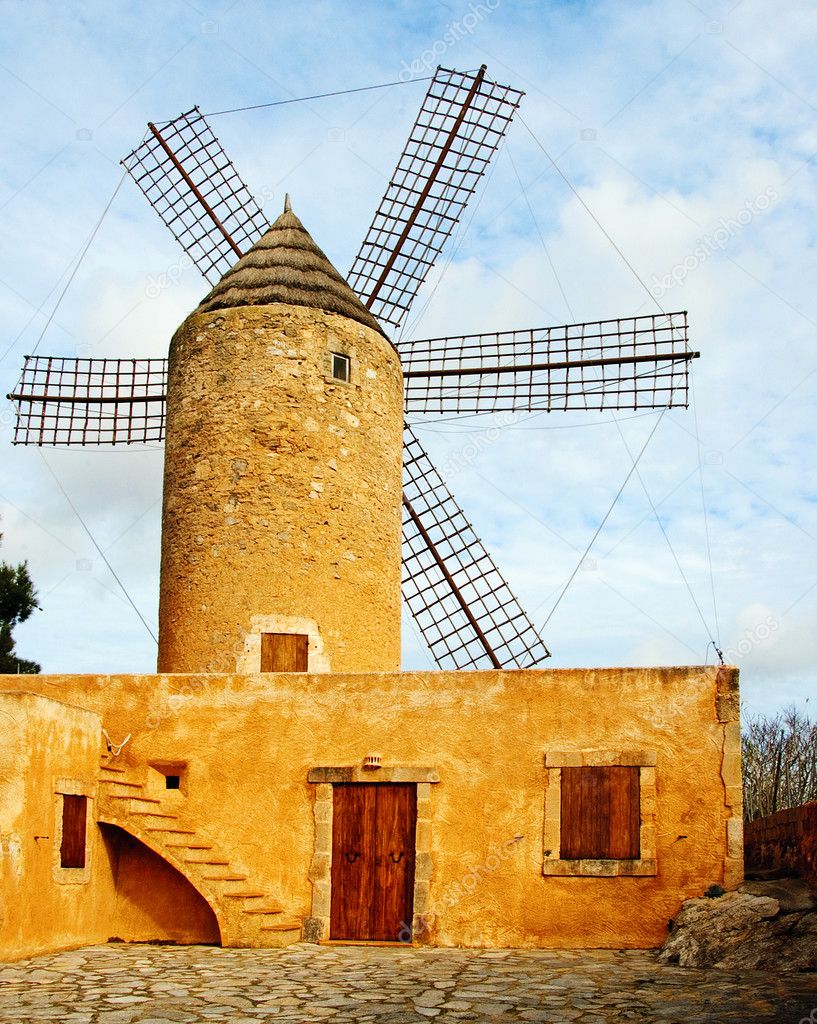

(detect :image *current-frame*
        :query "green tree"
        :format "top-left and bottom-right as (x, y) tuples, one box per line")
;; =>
(0, 533), (40, 673)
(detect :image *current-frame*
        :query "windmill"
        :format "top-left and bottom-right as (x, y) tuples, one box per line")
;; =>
(7, 65), (697, 673)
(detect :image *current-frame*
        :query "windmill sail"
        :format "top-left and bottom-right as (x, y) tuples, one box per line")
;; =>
(347, 65), (523, 331)
(402, 424), (549, 670)
(7, 312), (696, 443)
(400, 311), (697, 413)
(122, 107), (269, 284)
(7, 356), (167, 446)
(6, 70), (698, 671)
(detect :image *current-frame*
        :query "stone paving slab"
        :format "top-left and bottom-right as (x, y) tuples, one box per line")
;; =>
(0, 943), (814, 1024)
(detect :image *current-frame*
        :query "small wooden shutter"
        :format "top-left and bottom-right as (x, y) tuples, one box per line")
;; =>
(60, 794), (87, 868)
(260, 632), (308, 672)
(560, 766), (640, 859)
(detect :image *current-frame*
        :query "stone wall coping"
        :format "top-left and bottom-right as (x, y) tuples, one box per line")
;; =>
(0, 666), (736, 686)
(0, 690), (102, 721)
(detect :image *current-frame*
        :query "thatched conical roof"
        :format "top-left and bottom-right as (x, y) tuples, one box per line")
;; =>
(195, 197), (387, 338)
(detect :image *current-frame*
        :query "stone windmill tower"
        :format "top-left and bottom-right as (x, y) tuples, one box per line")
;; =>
(159, 198), (404, 675)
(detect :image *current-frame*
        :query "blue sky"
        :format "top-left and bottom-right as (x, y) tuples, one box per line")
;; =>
(1, 0), (816, 716)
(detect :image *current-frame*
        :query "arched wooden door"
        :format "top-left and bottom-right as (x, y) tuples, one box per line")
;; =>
(330, 783), (417, 941)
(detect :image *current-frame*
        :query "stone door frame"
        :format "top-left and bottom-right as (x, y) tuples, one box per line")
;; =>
(305, 766), (440, 943)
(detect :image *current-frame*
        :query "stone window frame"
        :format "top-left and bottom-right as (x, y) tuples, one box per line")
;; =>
(329, 351), (351, 384)
(53, 778), (94, 885)
(542, 750), (657, 877)
(323, 337), (353, 388)
(236, 614), (330, 674)
(304, 766), (440, 943)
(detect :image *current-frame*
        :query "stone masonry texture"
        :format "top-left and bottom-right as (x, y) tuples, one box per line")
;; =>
(158, 302), (404, 674)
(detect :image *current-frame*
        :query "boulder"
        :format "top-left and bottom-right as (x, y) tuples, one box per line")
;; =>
(659, 890), (817, 971)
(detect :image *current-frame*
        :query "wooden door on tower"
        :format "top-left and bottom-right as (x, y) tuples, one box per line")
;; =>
(330, 783), (417, 941)
(260, 632), (308, 672)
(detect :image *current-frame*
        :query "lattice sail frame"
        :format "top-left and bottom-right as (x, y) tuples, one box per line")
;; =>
(402, 425), (549, 670)
(347, 65), (524, 331)
(8, 356), (167, 446)
(6, 312), (695, 445)
(122, 107), (269, 284)
(401, 312), (696, 413)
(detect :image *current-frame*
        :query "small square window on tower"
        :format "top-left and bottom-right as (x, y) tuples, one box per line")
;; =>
(331, 352), (351, 383)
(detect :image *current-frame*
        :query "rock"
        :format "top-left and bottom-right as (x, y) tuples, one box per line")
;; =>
(659, 891), (817, 971)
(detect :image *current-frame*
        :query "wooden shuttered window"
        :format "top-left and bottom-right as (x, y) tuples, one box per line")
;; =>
(60, 794), (87, 869)
(560, 766), (640, 860)
(260, 632), (308, 672)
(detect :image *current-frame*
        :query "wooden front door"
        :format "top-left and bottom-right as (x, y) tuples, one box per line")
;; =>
(330, 783), (417, 941)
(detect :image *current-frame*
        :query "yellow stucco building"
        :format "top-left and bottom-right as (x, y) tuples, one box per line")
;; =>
(0, 205), (742, 961)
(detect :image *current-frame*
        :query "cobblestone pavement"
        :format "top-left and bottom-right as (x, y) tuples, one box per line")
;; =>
(0, 943), (815, 1024)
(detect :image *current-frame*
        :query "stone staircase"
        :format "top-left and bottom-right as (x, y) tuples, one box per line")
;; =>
(96, 755), (301, 948)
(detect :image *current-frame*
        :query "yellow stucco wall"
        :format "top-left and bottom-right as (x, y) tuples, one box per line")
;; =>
(0, 692), (116, 960)
(0, 693), (226, 961)
(0, 666), (741, 954)
(158, 302), (404, 675)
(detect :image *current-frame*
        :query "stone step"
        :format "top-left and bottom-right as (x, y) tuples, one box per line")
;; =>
(128, 811), (178, 820)
(242, 907), (284, 916)
(145, 827), (196, 835)
(183, 857), (230, 866)
(223, 891), (266, 899)
(99, 765), (127, 774)
(202, 874), (248, 882)
(109, 795), (162, 804)
(165, 842), (214, 850)
(99, 778), (142, 788)
(260, 921), (302, 932)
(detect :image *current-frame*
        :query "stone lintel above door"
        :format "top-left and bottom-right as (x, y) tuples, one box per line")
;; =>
(307, 766), (440, 784)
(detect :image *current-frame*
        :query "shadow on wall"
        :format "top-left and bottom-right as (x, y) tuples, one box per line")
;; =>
(99, 824), (221, 945)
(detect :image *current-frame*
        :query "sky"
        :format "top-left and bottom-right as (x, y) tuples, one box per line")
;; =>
(1, 0), (815, 718)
